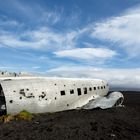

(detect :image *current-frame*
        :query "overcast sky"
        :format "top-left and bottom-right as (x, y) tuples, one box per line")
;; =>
(0, 0), (140, 88)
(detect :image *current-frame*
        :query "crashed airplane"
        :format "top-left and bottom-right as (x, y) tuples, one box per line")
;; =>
(0, 77), (124, 115)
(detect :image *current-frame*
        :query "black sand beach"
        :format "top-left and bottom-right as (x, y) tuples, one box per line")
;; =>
(0, 91), (140, 140)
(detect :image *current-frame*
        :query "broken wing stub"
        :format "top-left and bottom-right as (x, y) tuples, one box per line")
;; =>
(82, 92), (124, 109)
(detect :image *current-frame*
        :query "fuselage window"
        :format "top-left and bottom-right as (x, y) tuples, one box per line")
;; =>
(60, 90), (65, 96)
(70, 89), (74, 94)
(101, 86), (103, 89)
(104, 86), (105, 89)
(98, 86), (100, 90)
(77, 88), (82, 96)
(89, 87), (92, 91)
(94, 87), (96, 90)
(84, 87), (87, 94)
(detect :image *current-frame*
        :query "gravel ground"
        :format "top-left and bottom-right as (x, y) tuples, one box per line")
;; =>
(0, 91), (140, 140)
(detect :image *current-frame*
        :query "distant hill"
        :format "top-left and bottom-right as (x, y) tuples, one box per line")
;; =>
(0, 70), (32, 77)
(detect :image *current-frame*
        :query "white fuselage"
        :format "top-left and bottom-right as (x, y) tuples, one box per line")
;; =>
(0, 77), (109, 114)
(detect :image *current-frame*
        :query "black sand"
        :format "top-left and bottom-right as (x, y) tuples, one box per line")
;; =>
(0, 91), (140, 140)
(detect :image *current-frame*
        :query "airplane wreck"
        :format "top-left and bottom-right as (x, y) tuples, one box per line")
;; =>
(0, 77), (124, 115)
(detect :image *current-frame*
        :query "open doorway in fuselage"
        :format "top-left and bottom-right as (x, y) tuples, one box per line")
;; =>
(0, 84), (7, 115)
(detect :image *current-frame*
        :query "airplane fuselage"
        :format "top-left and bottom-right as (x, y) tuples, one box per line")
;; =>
(0, 77), (109, 114)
